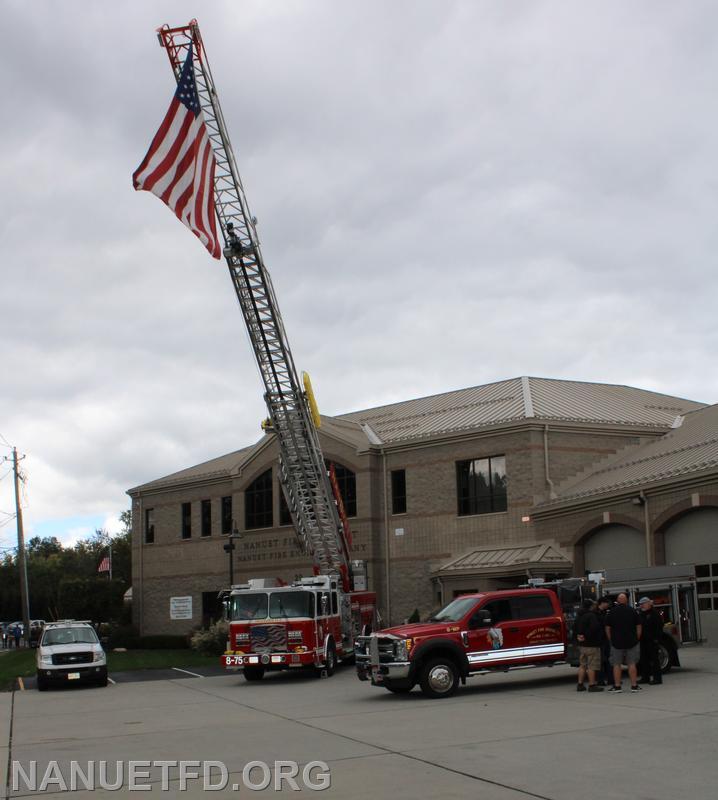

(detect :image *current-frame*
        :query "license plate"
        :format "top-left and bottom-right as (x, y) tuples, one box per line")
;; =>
(67, 672), (80, 680)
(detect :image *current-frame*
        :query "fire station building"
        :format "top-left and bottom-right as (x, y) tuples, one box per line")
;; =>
(128, 376), (718, 642)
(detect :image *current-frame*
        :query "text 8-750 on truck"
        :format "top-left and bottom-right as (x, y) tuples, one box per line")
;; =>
(356, 589), (568, 698)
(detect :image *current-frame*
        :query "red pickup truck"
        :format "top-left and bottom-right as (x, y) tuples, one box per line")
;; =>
(356, 589), (568, 698)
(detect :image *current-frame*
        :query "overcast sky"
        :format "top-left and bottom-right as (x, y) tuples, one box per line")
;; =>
(1, 0), (717, 550)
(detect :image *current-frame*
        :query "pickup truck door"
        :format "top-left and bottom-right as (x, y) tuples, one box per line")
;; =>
(464, 598), (526, 669)
(509, 595), (565, 662)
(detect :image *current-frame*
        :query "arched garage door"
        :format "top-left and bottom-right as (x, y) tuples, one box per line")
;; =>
(664, 508), (718, 644)
(584, 524), (647, 571)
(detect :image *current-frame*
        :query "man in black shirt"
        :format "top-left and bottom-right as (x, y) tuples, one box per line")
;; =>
(605, 592), (642, 693)
(638, 597), (664, 685)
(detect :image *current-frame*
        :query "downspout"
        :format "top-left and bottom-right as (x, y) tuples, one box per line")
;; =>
(544, 425), (557, 500)
(382, 448), (391, 625)
(640, 490), (652, 566)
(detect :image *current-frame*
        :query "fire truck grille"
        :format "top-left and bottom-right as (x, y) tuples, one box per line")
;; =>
(250, 625), (287, 653)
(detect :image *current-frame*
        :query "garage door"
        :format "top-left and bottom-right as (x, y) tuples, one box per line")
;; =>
(584, 524), (647, 571)
(664, 508), (718, 645)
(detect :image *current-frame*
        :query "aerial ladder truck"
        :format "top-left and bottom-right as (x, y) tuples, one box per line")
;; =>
(150, 21), (376, 680)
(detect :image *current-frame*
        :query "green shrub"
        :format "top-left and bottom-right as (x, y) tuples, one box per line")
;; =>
(190, 620), (229, 656)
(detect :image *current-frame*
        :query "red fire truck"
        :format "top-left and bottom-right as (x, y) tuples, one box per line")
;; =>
(223, 576), (376, 679)
(149, 22), (376, 681)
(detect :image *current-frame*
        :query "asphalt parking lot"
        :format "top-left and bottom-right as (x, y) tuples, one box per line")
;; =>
(2, 647), (717, 799)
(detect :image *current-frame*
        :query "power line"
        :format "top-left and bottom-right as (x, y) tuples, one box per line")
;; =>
(0, 432), (11, 449)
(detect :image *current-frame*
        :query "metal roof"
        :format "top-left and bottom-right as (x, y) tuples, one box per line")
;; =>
(128, 444), (256, 494)
(433, 542), (572, 576)
(542, 403), (718, 505)
(129, 377), (706, 494)
(338, 377), (704, 443)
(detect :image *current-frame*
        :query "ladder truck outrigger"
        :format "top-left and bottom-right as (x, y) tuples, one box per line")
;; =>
(154, 21), (377, 680)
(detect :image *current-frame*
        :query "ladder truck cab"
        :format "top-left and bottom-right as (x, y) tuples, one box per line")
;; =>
(223, 576), (376, 679)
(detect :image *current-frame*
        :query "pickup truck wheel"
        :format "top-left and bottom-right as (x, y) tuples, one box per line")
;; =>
(657, 641), (673, 674)
(419, 658), (459, 698)
(36, 676), (48, 692)
(386, 685), (412, 694)
(243, 666), (265, 681)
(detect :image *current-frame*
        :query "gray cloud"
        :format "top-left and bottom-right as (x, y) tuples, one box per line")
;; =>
(1, 0), (717, 536)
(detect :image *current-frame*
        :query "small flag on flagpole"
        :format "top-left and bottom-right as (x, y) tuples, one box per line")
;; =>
(98, 556), (111, 574)
(133, 44), (221, 259)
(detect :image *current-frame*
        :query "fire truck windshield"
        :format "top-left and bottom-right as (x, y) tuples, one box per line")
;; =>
(428, 596), (478, 623)
(230, 593), (269, 620)
(269, 591), (315, 619)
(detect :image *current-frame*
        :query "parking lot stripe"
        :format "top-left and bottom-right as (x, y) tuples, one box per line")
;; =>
(107, 676), (116, 685)
(171, 667), (204, 678)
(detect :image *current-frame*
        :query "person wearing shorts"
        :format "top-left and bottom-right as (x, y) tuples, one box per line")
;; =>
(605, 592), (642, 693)
(574, 598), (604, 692)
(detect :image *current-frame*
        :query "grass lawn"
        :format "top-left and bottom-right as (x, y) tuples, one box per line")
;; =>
(1, 648), (218, 691)
(0, 650), (35, 691)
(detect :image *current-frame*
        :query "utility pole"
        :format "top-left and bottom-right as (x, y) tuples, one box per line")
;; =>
(10, 447), (30, 645)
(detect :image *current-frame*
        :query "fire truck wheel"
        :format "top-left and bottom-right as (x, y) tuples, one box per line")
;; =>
(243, 667), (265, 681)
(419, 657), (459, 698)
(316, 641), (336, 677)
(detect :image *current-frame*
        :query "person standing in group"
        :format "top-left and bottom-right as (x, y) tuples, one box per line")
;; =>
(638, 597), (663, 685)
(595, 595), (612, 686)
(13, 624), (22, 649)
(574, 598), (605, 692)
(1, 625), (7, 649)
(605, 592), (642, 693)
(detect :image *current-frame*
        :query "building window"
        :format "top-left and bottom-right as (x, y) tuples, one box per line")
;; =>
(144, 508), (155, 544)
(328, 462), (357, 518)
(391, 469), (407, 515)
(201, 499), (212, 537)
(696, 564), (718, 610)
(456, 455), (507, 516)
(181, 503), (192, 539)
(279, 489), (292, 527)
(221, 496), (233, 535)
(245, 469), (273, 529)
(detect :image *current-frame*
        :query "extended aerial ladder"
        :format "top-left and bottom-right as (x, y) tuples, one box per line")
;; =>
(155, 21), (355, 592)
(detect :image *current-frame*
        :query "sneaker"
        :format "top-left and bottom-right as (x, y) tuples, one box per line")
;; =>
(576, 683), (587, 692)
(608, 685), (623, 693)
(588, 685), (604, 692)
(630, 685), (642, 692)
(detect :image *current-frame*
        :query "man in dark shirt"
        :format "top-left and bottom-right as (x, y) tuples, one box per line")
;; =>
(574, 599), (604, 692)
(605, 592), (642, 693)
(638, 597), (664, 685)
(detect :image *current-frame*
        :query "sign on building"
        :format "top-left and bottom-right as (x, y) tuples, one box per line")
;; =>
(170, 596), (193, 620)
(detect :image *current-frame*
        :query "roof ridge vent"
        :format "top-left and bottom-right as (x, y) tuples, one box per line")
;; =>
(671, 415), (685, 429)
(521, 376), (534, 418)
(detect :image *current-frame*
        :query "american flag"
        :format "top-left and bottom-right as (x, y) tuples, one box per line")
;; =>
(97, 556), (111, 573)
(133, 45), (221, 259)
(251, 625), (287, 653)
